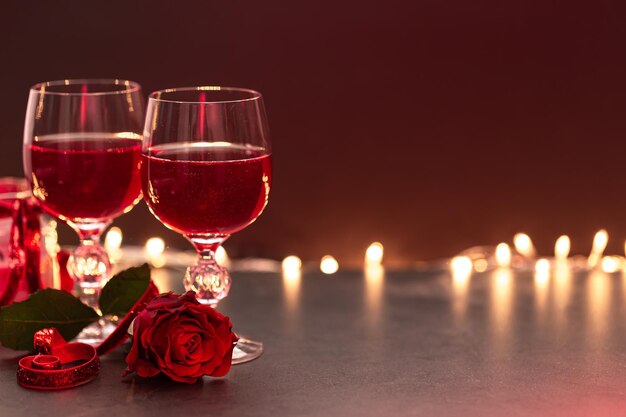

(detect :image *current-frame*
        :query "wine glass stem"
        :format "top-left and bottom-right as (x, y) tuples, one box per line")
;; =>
(183, 234), (231, 306)
(68, 221), (112, 306)
(78, 234), (105, 309)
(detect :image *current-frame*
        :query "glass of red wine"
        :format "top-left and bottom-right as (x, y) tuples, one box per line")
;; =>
(23, 79), (144, 343)
(141, 86), (272, 363)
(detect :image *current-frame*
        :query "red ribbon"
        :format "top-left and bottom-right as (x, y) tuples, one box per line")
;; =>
(17, 328), (100, 390)
(96, 281), (160, 356)
(15, 281), (160, 389)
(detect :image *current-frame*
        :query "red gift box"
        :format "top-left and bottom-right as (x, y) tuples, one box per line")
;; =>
(0, 177), (72, 306)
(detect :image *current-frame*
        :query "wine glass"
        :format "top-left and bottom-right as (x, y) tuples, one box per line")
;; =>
(23, 79), (144, 343)
(141, 86), (272, 363)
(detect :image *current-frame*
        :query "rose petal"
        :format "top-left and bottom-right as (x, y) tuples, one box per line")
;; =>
(145, 292), (182, 310)
(133, 357), (161, 378)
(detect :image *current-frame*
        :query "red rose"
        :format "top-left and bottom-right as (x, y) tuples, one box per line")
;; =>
(123, 291), (238, 383)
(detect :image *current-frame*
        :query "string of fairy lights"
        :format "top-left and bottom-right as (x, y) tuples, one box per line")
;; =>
(100, 227), (624, 279)
(448, 230), (626, 285)
(102, 227), (384, 276)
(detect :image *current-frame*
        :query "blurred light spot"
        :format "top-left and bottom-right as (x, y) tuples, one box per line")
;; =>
(104, 227), (123, 263)
(283, 257), (301, 311)
(451, 256), (472, 284)
(534, 259), (550, 315)
(474, 258), (488, 272)
(105, 227), (123, 251)
(215, 246), (229, 267)
(555, 235), (570, 261)
(282, 256), (302, 280)
(534, 258), (550, 286)
(593, 230), (609, 252)
(535, 258), (550, 274)
(145, 237), (165, 268)
(365, 263), (384, 319)
(587, 269), (611, 347)
(282, 255), (302, 271)
(320, 255), (338, 274)
(495, 243), (511, 268)
(514, 233), (535, 257)
(588, 230), (608, 268)
(365, 242), (384, 265)
(451, 257), (471, 317)
(492, 268), (513, 341)
(601, 256), (621, 273)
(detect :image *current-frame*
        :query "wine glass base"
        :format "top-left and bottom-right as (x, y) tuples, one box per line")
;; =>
(232, 336), (263, 365)
(73, 318), (116, 346)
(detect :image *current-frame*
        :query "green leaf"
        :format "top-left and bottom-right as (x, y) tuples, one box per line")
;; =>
(99, 263), (151, 316)
(0, 289), (99, 351)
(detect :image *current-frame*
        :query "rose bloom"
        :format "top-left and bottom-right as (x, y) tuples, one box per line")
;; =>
(123, 291), (238, 383)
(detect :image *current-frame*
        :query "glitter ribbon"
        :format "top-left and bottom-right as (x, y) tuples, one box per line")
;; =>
(17, 328), (100, 390)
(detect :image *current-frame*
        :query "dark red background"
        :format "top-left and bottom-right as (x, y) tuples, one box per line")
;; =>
(2, 0), (626, 266)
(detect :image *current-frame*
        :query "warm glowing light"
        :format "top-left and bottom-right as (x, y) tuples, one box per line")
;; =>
(215, 246), (229, 266)
(451, 256), (473, 280)
(534, 259), (550, 314)
(588, 229), (609, 268)
(601, 256), (621, 273)
(283, 268), (301, 283)
(593, 229), (609, 252)
(365, 263), (384, 319)
(365, 263), (384, 284)
(104, 227), (123, 263)
(495, 243), (511, 267)
(514, 233), (535, 258)
(450, 257), (471, 317)
(474, 258), (488, 272)
(451, 256), (472, 310)
(365, 242), (384, 264)
(282, 255), (302, 272)
(492, 268), (513, 340)
(320, 255), (339, 274)
(282, 256), (302, 281)
(146, 237), (165, 257)
(535, 258), (550, 275)
(555, 235), (570, 261)
(587, 269), (611, 347)
(283, 257), (301, 311)
(105, 227), (123, 251)
(553, 260), (571, 329)
(145, 237), (166, 268)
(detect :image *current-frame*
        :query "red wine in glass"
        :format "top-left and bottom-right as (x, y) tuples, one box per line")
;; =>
(141, 86), (272, 364)
(29, 133), (142, 221)
(141, 143), (271, 235)
(23, 79), (144, 345)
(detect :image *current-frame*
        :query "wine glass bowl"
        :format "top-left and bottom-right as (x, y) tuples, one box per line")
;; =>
(23, 79), (144, 341)
(141, 86), (272, 362)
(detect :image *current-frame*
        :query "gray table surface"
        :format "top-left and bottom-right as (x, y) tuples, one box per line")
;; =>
(2, 267), (626, 416)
